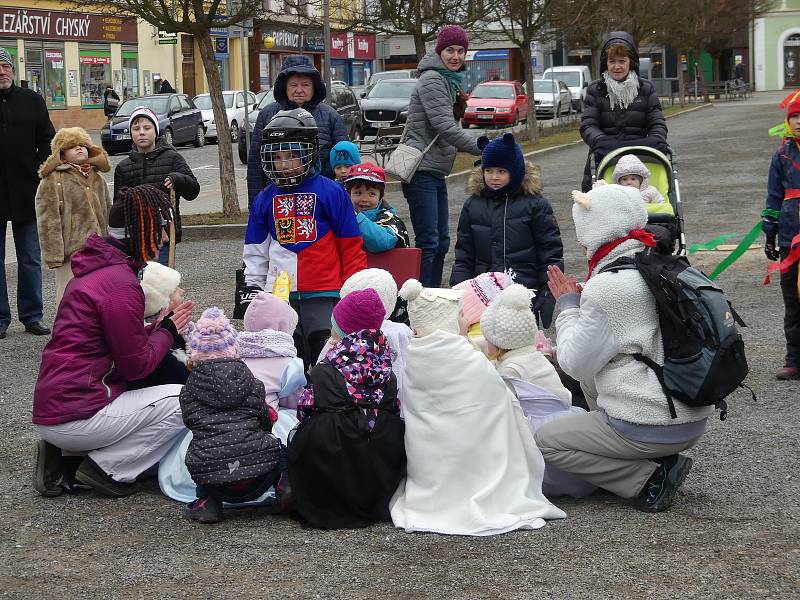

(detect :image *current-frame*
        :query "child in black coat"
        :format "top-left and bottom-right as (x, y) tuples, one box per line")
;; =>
(450, 133), (564, 327)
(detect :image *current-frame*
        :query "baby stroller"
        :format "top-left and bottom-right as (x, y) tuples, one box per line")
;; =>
(592, 146), (686, 255)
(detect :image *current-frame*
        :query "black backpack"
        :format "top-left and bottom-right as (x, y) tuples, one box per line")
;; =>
(600, 250), (749, 420)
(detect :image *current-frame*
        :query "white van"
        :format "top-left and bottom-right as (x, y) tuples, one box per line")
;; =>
(542, 66), (592, 112)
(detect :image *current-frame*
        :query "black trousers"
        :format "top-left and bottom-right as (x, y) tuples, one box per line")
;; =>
(290, 297), (337, 372)
(779, 249), (800, 367)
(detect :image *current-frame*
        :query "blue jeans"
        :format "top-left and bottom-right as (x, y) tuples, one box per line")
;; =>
(402, 171), (449, 287)
(0, 220), (44, 327)
(156, 243), (170, 266)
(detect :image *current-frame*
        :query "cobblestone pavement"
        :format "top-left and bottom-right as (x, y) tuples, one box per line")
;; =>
(1, 92), (798, 599)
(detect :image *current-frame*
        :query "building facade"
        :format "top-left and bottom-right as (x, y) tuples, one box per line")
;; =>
(753, 0), (800, 90)
(0, 1), (181, 129)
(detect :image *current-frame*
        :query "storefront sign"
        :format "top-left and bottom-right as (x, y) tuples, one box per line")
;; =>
(261, 27), (324, 53)
(329, 32), (375, 60)
(215, 37), (228, 55)
(330, 32), (348, 59)
(79, 55), (111, 65)
(158, 31), (177, 45)
(353, 34), (374, 60)
(0, 7), (137, 42)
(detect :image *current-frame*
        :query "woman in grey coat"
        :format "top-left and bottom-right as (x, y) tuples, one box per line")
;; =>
(401, 25), (481, 287)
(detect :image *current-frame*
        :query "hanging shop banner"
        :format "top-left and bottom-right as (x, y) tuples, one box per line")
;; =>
(0, 7), (137, 43)
(260, 26), (324, 53)
(353, 34), (375, 60)
(330, 32), (348, 59)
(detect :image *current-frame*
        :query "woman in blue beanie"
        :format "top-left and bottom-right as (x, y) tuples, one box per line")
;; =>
(450, 133), (564, 328)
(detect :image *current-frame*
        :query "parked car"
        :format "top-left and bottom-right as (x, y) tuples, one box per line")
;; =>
(528, 79), (573, 118)
(193, 90), (257, 143)
(365, 69), (417, 95)
(101, 94), (205, 155)
(238, 82), (362, 164)
(359, 79), (417, 138)
(542, 65), (591, 112)
(462, 81), (527, 128)
(255, 89), (271, 104)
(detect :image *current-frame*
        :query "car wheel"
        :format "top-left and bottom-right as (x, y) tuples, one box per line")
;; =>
(193, 124), (206, 147)
(163, 127), (174, 146)
(230, 121), (239, 143)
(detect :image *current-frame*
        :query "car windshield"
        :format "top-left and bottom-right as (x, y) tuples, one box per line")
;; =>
(193, 93), (234, 110)
(367, 80), (416, 99)
(257, 89), (275, 109)
(116, 97), (169, 117)
(533, 80), (559, 93)
(471, 84), (516, 99)
(545, 72), (580, 86)
(370, 71), (409, 85)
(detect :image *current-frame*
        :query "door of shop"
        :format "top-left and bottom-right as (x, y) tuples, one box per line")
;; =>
(785, 35), (800, 88)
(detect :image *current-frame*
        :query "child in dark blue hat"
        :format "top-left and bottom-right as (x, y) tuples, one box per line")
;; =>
(450, 133), (564, 328)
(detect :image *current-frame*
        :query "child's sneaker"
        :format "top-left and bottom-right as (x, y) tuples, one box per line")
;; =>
(634, 454), (692, 513)
(270, 471), (294, 514)
(184, 496), (223, 523)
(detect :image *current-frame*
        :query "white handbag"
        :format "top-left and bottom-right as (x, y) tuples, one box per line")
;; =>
(384, 128), (440, 184)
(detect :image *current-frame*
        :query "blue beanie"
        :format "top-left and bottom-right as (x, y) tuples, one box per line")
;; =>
(478, 133), (525, 196)
(329, 141), (361, 169)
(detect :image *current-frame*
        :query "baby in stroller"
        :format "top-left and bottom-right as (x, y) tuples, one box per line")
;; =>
(612, 154), (666, 206)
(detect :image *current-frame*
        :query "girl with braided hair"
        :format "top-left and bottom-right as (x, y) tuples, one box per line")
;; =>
(32, 184), (196, 499)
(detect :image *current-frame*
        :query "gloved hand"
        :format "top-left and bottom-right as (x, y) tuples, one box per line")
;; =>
(765, 235), (780, 261)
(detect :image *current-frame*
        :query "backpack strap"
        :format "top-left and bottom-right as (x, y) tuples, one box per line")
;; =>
(597, 256), (636, 274)
(632, 353), (678, 419)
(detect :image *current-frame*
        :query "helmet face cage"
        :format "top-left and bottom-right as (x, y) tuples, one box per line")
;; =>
(260, 109), (320, 188)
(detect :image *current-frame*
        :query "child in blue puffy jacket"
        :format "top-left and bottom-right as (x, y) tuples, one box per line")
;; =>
(345, 163), (410, 253)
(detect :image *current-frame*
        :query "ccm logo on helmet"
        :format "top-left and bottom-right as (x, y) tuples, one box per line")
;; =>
(297, 110), (312, 118)
(267, 131), (286, 137)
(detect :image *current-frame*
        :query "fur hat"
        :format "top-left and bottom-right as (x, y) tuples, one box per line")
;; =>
(435, 25), (469, 54)
(453, 272), (513, 326)
(478, 133), (526, 195)
(572, 184), (647, 259)
(329, 140), (361, 169)
(188, 307), (239, 362)
(611, 154), (651, 188)
(129, 106), (160, 136)
(0, 48), (14, 71)
(38, 127), (111, 178)
(331, 288), (385, 336)
(480, 284), (539, 350)
(140, 261), (181, 318)
(243, 291), (299, 335)
(399, 279), (463, 336)
(340, 268), (397, 317)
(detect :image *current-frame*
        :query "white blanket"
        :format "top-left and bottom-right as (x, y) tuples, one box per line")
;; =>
(390, 330), (566, 536)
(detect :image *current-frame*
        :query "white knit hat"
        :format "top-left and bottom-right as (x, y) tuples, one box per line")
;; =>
(128, 106), (160, 136)
(140, 261), (181, 318)
(480, 284), (538, 350)
(340, 268), (397, 317)
(572, 183), (647, 259)
(399, 279), (463, 336)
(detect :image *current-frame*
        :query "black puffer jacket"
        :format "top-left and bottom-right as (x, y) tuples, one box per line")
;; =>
(450, 162), (563, 327)
(180, 358), (280, 486)
(580, 31), (668, 160)
(247, 55), (348, 203)
(113, 139), (199, 241)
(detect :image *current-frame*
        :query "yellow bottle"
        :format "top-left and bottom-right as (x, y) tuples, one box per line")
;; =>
(272, 270), (293, 303)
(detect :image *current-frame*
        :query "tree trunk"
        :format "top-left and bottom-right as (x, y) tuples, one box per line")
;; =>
(413, 31), (427, 61)
(196, 32), (241, 217)
(677, 50), (687, 107)
(520, 42), (539, 144)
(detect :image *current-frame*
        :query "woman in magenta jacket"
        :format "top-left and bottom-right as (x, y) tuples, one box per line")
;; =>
(32, 186), (195, 498)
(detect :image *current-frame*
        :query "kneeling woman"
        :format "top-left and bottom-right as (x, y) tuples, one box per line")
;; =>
(32, 186), (195, 498)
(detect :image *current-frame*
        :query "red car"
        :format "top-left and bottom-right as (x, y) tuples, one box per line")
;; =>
(462, 80), (528, 128)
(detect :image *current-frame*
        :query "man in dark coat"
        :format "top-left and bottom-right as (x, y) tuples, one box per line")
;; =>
(103, 84), (120, 118)
(0, 48), (54, 339)
(579, 31), (668, 191)
(246, 55), (348, 206)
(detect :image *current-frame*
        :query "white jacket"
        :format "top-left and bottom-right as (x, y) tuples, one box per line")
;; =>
(495, 345), (571, 408)
(555, 240), (712, 425)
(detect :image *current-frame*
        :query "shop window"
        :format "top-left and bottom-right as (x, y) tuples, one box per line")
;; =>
(43, 47), (66, 109)
(79, 48), (111, 108)
(24, 47), (42, 95)
(122, 50), (139, 100)
(351, 62), (367, 86)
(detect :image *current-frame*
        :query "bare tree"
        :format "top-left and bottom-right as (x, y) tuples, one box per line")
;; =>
(71, 0), (264, 217)
(488, 0), (590, 143)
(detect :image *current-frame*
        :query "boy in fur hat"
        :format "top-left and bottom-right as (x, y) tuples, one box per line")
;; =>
(763, 89), (800, 380)
(35, 127), (112, 304)
(450, 133), (563, 328)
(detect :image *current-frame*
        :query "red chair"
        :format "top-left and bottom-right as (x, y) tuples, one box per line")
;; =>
(366, 248), (422, 288)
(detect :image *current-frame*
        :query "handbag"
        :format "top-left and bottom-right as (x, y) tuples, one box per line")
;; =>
(233, 264), (261, 320)
(384, 127), (440, 184)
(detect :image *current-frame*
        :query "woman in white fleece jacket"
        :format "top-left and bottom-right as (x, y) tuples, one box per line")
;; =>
(534, 183), (711, 513)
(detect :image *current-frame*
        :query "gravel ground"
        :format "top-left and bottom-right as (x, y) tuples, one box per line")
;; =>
(1, 92), (798, 599)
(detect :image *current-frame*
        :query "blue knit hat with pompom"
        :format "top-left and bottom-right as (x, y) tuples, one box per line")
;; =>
(478, 133), (525, 196)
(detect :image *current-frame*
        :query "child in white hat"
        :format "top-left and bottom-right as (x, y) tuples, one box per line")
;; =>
(390, 279), (565, 536)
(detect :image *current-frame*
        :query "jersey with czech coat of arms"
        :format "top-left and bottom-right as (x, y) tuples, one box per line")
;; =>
(244, 174), (366, 294)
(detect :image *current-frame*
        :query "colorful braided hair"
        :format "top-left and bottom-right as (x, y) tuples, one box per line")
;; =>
(111, 185), (172, 263)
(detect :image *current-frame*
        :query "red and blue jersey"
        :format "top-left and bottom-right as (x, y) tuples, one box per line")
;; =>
(244, 174), (366, 295)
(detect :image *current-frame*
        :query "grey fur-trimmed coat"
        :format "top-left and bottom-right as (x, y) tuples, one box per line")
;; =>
(402, 51), (480, 177)
(179, 358), (281, 486)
